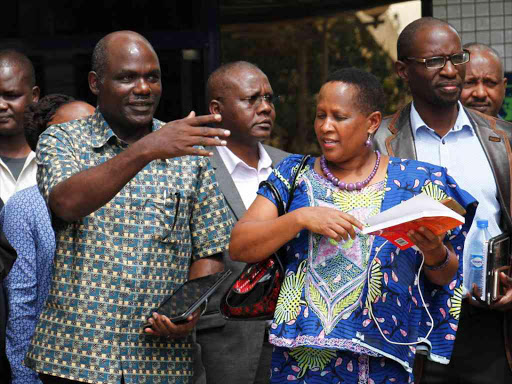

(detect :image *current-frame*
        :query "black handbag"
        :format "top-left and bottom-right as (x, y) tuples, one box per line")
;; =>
(220, 155), (310, 320)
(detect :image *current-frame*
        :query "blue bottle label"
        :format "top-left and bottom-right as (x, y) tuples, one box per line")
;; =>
(470, 254), (484, 269)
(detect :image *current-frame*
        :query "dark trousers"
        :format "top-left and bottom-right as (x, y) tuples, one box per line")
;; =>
(196, 320), (271, 384)
(254, 338), (273, 384)
(421, 301), (512, 384)
(195, 331), (271, 384)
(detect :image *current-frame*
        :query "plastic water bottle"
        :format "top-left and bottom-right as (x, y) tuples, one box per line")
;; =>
(466, 220), (491, 301)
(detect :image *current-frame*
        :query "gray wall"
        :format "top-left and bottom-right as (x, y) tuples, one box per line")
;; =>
(433, 0), (512, 72)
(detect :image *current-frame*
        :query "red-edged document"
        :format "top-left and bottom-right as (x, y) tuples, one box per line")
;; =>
(361, 193), (466, 250)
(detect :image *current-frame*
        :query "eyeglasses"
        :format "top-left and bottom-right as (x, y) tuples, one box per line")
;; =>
(217, 94), (282, 108)
(241, 94), (282, 107)
(404, 50), (470, 69)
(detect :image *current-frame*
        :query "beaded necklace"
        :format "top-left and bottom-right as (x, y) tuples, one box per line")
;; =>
(320, 150), (381, 191)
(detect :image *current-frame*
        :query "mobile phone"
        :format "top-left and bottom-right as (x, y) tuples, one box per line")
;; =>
(142, 270), (232, 329)
(486, 233), (511, 305)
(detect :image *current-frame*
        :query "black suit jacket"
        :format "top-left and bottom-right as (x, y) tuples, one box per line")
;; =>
(195, 145), (288, 384)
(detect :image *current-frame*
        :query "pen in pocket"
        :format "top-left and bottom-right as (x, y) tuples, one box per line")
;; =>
(171, 192), (181, 231)
(160, 191), (181, 241)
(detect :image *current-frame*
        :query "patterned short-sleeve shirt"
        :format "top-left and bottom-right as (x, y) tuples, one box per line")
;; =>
(25, 110), (233, 384)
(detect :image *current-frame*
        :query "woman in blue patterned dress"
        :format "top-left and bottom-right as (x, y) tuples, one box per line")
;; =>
(229, 68), (476, 384)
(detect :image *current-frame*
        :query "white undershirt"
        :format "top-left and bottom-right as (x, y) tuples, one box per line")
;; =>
(0, 151), (37, 203)
(217, 143), (273, 209)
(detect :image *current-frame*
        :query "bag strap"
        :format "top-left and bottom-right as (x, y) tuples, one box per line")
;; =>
(256, 180), (286, 272)
(260, 181), (285, 216)
(259, 155), (311, 216)
(286, 155), (310, 212)
(258, 155), (311, 271)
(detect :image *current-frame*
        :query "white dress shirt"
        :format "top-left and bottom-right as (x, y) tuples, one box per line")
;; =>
(0, 151), (37, 203)
(410, 102), (501, 291)
(217, 143), (273, 209)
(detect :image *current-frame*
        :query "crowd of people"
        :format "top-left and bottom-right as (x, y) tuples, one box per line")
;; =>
(0, 16), (510, 384)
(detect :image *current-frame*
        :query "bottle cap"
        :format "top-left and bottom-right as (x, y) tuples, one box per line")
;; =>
(477, 220), (488, 228)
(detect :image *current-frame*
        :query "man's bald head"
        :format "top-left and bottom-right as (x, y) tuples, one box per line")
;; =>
(464, 42), (504, 78)
(206, 61), (275, 146)
(88, 31), (161, 134)
(206, 61), (264, 103)
(397, 17), (458, 60)
(0, 50), (36, 87)
(461, 42), (507, 117)
(91, 31), (157, 81)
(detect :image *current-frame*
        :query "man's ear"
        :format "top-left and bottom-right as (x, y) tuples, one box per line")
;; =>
(209, 100), (222, 115)
(31, 86), (40, 103)
(89, 71), (100, 96)
(367, 111), (382, 135)
(503, 77), (508, 88)
(395, 60), (409, 82)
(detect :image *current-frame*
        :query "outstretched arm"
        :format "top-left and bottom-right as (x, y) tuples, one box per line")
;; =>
(45, 112), (230, 222)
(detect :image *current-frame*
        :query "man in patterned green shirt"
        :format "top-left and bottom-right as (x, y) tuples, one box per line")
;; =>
(24, 31), (233, 384)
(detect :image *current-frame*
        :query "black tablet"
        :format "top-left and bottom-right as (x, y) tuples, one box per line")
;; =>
(487, 233), (510, 304)
(143, 270), (232, 329)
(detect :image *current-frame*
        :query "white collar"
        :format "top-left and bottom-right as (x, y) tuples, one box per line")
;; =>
(0, 151), (36, 168)
(217, 142), (272, 175)
(410, 101), (473, 136)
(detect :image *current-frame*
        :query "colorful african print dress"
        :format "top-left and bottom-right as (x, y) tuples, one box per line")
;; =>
(258, 155), (476, 384)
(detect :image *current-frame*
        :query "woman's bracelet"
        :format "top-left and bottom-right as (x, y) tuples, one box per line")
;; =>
(424, 245), (450, 271)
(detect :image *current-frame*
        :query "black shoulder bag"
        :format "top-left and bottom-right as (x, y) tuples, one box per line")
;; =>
(220, 155), (310, 320)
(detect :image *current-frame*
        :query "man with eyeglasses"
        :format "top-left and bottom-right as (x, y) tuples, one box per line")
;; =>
(374, 17), (512, 384)
(195, 61), (288, 384)
(461, 43), (507, 119)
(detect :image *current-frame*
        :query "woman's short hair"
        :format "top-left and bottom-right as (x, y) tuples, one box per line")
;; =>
(324, 68), (385, 115)
(24, 94), (75, 152)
